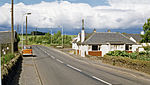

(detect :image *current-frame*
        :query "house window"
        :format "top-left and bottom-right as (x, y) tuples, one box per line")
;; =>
(92, 45), (98, 51)
(99, 46), (101, 51)
(125, 45), (132, 51)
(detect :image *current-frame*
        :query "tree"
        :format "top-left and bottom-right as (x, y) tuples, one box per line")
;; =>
(141, 18), (150, 43)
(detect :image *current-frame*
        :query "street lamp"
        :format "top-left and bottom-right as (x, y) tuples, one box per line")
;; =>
(21, 12), (31, 49)
(58, 26), (63, 48)
(50, 28), (53, 44)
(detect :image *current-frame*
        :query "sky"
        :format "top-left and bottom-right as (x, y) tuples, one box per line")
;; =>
(0, 0), (150, 34)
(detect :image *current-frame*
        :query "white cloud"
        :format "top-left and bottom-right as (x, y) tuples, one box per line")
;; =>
(0, 0), (150, 30)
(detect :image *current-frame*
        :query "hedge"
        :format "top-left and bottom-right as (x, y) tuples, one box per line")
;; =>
(101, 55), (150, 74)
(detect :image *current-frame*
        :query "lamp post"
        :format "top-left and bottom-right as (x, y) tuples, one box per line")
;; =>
(59, 26), (63, 48)
(26, 13), (31, 45)
(50, 28), (53, 44)
(21, 13), (31, 49)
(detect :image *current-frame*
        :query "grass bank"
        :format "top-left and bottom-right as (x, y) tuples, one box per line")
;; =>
(98, 55), (150, 74)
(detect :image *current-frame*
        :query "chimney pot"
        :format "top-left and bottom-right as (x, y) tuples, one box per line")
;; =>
(93, 29), (96, 32)
(107, 29), (111, 32)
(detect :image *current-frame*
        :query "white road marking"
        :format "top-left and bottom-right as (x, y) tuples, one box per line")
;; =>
(56, 59), (64, 63)
(92, 76), (112, 85)
(51, 56), (55, 59)
(67, 64), (82, 72)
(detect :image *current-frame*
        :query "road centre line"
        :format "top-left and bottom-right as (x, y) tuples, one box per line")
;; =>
(56, 59), (64, 63)
(92, 76), (112, 85)
(66, 64), (82, 72)
(37, 46), (112, 85)
(38, 47), (55, 59)
(51, 56), (55, 59)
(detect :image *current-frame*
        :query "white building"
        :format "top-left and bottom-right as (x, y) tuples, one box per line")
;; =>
(72, 20), (143, 57)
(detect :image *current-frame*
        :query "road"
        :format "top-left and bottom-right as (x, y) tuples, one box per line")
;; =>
(30, 45), (150, 85)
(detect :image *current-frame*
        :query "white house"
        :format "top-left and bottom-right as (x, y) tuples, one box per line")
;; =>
(72, 20), (142, 57)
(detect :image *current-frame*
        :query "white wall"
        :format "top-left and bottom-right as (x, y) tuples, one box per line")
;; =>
(141, 43), (150, 46)
(79, 45), (88, 57)
(81, 30), (85, 42)
(72, 43), (78, 50)
(132, 45), (142, 52)
(110, 45), (125, 51)
(101, 45), (109, 56)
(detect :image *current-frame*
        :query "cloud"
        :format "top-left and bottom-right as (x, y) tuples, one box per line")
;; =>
(0, 0), (150, 30)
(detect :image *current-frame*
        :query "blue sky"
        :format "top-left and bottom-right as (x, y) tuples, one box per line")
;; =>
(0, 0), (150, 34)
(0, 0), (109, 6)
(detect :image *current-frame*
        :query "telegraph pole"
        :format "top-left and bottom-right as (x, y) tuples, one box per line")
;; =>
(51, 29), (52, 44)
(11, 0), (14, 54)
(26, 16), (28, 45)
(17, 24), (19, 34)
(62, 26), (63, 48)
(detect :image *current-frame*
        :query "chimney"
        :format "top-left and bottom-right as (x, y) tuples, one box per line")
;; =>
(82, 19), (84, 30)
(93, 28), (96, 33)
(81, 19), (85, 42)
(107, 29), (111, 32)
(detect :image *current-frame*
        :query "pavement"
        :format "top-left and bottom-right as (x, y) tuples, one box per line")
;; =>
(18, 56), (41, 85)
(16, 45), (150, 85)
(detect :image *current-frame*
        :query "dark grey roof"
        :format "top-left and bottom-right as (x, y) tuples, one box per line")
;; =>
(83, 32), (136, 45)
(123, 34), (142, 43)
(72, 39), (77, 43)
(0, 31), (17, 44)
(85, 33), (93, 40)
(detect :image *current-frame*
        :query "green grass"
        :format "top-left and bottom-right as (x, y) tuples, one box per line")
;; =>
(1, 53), (15, 65)
(18, 34), (75, 47)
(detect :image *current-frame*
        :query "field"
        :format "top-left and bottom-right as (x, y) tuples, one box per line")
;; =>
(18, 34), (77, 48)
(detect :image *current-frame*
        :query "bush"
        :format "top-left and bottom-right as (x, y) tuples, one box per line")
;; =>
(102, 55), (150, 74)
(106, 50), (129, 57)
(1, 53), (15, 65)
(129, 52), (138, 59)
(106, 51), (150, 61)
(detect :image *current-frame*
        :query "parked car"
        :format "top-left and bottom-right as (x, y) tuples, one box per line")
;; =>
(22, 45), (33, 56)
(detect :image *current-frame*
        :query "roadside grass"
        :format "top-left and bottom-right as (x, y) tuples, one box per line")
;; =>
(1, 53), (15, 65)
(101, 55), (150, 74)
(83, 51), (150, 74)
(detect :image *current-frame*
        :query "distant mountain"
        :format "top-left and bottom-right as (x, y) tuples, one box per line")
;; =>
(0, 26), (143, 35)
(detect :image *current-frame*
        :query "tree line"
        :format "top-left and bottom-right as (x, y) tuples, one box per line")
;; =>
(29, 30), (72, 46)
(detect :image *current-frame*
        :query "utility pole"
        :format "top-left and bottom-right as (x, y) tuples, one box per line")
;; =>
(17, 24), (19, 34)
(26, 16), (28, 45)
(51, 29), (53, 44)
(11, 0), (14, 54)
(62, 26), (63, 48)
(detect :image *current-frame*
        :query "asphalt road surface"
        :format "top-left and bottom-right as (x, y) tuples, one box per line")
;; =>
(31, 45), (150, 85)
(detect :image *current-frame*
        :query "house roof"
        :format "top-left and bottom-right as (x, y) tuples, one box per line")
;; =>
(123, 33), (142, 43)
(73, 32), (93, 44)
(85, 33), (93, 40)
(0, 31), (17, 44)
(83, 32), (137, 45)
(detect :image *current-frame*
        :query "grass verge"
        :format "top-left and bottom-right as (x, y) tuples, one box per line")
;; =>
(100, 55), (150, 74)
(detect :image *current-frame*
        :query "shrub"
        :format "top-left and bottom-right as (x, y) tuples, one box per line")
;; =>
(102, 55), (150, 74)
(1, 53), (15, 65)
(106, 51), (150, 61)
(129, 52), (138, 59)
